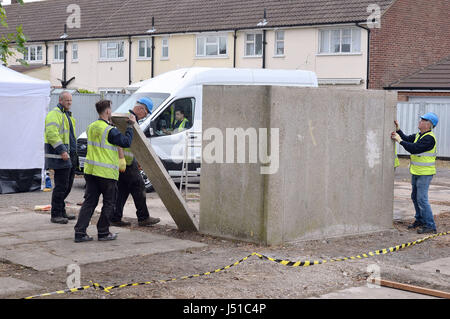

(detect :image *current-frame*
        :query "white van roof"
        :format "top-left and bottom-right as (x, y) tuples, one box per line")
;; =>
(136, 67), (318, 94)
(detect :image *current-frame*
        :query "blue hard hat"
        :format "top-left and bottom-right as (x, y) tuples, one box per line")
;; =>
(421, 112), (439, 127)
(136, 97), (153, 113)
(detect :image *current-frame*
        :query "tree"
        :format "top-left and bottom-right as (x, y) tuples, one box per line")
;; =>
(0, 0), (27, 66)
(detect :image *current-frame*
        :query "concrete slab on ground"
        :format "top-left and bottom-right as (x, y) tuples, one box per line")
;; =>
(410, 257), (450, 276)
(393, 181), (450, 221)
(0, 277), (42, 295)
(0, 210), (206, 271)
(311, 286), (438, 299)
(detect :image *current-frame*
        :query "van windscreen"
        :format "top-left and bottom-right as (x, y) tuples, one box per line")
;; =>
(113, 92), (170, 113)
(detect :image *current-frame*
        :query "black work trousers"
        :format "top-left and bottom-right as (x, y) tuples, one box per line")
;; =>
(74, 174), (116, 237)
(51, 165), (75, 218)
(111, 160), (150, 222)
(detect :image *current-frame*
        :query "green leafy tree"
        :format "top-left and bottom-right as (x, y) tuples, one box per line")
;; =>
(0, 0), (28, 66)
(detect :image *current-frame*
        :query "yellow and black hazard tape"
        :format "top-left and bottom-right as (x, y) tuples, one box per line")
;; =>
(23, 231), (449, 299)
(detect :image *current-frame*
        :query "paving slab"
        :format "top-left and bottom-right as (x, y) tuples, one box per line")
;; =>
(0, 277), (42, 295)
(0, 210), (206, 271)
(393, 181), (450, 221)
(410, 257), (450, 276)
(311, 285), (438, 299)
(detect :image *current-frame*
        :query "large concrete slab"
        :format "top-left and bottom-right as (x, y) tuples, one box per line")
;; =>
(410, 257), (450, 276)
(0, 211), (205, 271)
(0, 277), (42, 295)
(311, 286), (438, 299)
(200, 86), (396, 245)
(112, 114), (198, 232)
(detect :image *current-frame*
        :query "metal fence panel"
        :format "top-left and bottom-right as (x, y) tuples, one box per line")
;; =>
(48, 93), (130, 137)
(397, 102), (450, 158)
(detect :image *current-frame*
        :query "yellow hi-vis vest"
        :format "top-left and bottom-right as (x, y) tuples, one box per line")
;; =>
(44, 106), (75, 157)
(409, 131), (437, 176)
(123, 148), (135, 166)
(84, 120), (119, 180)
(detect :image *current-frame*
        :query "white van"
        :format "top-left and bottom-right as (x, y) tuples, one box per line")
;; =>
(77, 67), (318, 186)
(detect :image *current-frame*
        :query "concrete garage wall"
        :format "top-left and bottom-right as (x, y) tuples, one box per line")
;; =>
(200, 86), (397, 245)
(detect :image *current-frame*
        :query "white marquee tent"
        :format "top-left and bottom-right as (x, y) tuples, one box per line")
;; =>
(0, 64), (50, 194)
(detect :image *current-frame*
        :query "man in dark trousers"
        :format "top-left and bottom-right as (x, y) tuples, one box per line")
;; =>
(74, 100), (136, 242)
(391, 112), (439, 234)
(44, 91), (78, 224)
(110, 97), (160, 227)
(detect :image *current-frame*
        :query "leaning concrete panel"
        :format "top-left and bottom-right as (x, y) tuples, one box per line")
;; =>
(200, 85), (396, 245)
(112, 114), (198, 232)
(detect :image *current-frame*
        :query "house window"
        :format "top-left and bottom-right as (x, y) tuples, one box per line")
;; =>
(100, 41), (125, 60)
(245, 32), (263, 57)
(138, 39), (151, 59)
(319, 28), (361, 54)
(161, 37), (169, 59)
(196, 34), (227, 57)
(24, 45), (43, 62)
(54, 43), (65, 61)
(72, 43), (78, 61)
(274, 30), (285, 56)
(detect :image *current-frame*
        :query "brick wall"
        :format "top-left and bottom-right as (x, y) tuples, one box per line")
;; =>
(369, 0), (450, 89)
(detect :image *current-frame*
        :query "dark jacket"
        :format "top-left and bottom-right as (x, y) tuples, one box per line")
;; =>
(397, 130), (435, 155)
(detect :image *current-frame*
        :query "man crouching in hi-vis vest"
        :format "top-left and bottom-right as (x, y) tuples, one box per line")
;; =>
(74, 100), (136, 243)
(391, 112), (439, 234)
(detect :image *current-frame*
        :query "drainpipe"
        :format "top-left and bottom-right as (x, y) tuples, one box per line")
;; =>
(151, 36), (155, 78)
(233, 29), (237, 68)
(44, 41), (48, 66)
(262, 29), (266, 69)
(356, 23), (370, 90)
(128, 36), (132, 85)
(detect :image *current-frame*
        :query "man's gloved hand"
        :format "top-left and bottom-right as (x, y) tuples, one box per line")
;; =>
(391, 132), (402, 143)
(119, 158), (127, 173)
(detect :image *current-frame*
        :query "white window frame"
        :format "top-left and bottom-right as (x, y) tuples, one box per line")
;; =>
(99, 40), (125, 61)
(274, 30), (285, 57)
(161, 37), (169, 60)
(23, 45), (43, 63)
(318, 27), (361, 55)
(244, 32), (263, 57)
(72, 43), (78, 62)
(195, 34), (227, 57)
(53, 43), (64, 62)
(137, 39), (151, 59)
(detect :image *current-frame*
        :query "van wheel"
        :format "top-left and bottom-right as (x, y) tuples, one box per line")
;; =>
(145, 183), (154, 193)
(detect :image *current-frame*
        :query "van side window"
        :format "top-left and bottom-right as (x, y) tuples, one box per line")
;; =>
(155, 98), (195, 136)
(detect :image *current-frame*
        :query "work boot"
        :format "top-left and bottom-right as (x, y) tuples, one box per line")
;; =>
(62, 213), (76, 220)
(110, 220), (131, 227)
(51, 217), (68, 224)
(407, 220), (423, 229)
(138, 217), (160, 227)
(74, 234), (94, 243)
(417, 227), (437, 234)
(98, 233), (118, 241)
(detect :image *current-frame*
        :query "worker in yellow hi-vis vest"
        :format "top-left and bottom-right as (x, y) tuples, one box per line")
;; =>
(162, 108), (189, 135)
(74, 100), (136, 243)
(391, 112), (439, 235)
(44, 91), (78, 224)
